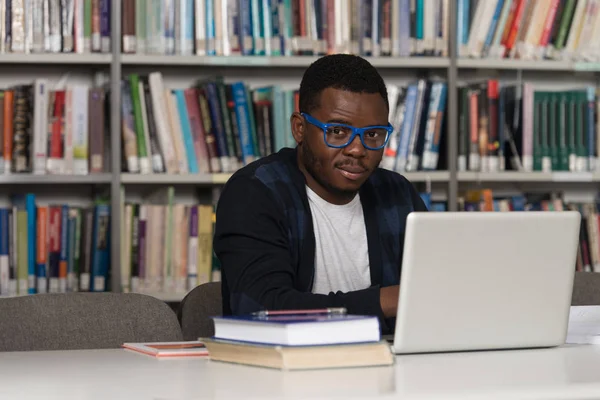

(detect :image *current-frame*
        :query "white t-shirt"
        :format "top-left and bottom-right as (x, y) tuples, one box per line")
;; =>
(306, 186), (371, 295)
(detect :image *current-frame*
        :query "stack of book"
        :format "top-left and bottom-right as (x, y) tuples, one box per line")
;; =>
(458, 189), (600, 274)
(0, 193), (110, 297)
(458, 80), (600, 173)
(0, 80), (110, 175)
(121, 186), (219, 295)
(122, 0), (449, 57)
(458, 0), (600, 62)
(202, 309), (393, 370)
(0, 0), (112, 54)
(121, 74), (448, 176)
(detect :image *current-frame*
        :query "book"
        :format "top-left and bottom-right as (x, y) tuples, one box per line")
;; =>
(122, 341), (209, 357)
(211, 312), (381, 346)
(566, 306), (600, 345)
(201, 337), (394, 370)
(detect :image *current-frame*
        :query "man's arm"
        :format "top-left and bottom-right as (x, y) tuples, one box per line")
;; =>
(213, 176), (386, 320)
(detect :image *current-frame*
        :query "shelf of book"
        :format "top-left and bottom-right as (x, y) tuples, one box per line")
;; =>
(120, 173), (214, 185)
(120, 172), (451, 185)
(0, 54), (112, 65)
(0, 174), (112, 185)
(457, 58), (576, 71)
(458, 172), (599, 183)
(120, 55), (451, 69)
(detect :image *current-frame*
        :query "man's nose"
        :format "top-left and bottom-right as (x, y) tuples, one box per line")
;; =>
(342, 134), (367, 157)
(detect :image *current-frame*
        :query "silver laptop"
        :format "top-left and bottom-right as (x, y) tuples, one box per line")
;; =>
(391, 211), (581, 354)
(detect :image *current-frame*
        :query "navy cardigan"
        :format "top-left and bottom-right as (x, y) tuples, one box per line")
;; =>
(213, 148), (427, 333)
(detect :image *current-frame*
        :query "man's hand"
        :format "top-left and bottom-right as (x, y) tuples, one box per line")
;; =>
(380, 285), (399, 318)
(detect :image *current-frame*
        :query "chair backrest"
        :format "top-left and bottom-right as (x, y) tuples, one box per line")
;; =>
(177, 282), (222, 340)
(572, 272), (600, 305)
(0, 292), (183, 352)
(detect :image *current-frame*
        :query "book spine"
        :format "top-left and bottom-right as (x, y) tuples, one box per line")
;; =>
(174, 90), (199, 173)
(90, 204), (109, 292)
(91, 0), (101, 51)
(36, 206), (48, 293)
(99, 0), (110, 52)
(183, 88), (211, 173)
(72, 85), (89, 175)
(48, 205), (61, 293)
(142, 79), (164, 173)
(0, 209), (9, 295)
(7, 209), (16, 296)
(59, 205), (68, 293)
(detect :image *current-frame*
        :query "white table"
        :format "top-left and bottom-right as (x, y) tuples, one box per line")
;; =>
(2, 344), (600, 400)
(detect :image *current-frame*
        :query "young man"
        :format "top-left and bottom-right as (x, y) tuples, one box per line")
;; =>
(213, 54), (427, 333)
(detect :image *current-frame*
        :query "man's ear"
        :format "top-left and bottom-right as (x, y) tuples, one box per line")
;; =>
(291, 112), (305, 145)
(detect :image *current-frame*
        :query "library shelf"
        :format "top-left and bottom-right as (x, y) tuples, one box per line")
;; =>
(120, 54), (450, 68)
(458, 172), (600, 183)
(0, 174), (113, 184)
(0, 53), (112, 65)
(457, 58), (576, 71)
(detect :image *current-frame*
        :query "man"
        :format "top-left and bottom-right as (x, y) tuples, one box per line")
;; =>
(213, 54), (427, 333)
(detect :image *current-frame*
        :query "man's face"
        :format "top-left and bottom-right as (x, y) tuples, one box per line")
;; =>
(293, 88), (388, 203)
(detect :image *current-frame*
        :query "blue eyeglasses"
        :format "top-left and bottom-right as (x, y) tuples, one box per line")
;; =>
(301, 113), (393, 150)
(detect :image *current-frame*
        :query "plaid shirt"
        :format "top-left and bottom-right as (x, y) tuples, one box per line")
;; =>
(214, 147), (427, 332)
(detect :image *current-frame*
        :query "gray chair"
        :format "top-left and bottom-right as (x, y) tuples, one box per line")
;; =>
(177, 282), (222, 340)
(0, 292), (183, 352)
(572, 271), (600, 305)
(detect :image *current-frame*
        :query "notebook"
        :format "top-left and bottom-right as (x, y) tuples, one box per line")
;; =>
(122, 341), (209, 357)
(211, 311), (380, 346)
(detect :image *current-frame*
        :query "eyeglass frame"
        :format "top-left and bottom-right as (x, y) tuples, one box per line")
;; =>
(300, 112), (393, 151)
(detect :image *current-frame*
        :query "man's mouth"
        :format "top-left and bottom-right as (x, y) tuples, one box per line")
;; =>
(336, 166), (367, 181)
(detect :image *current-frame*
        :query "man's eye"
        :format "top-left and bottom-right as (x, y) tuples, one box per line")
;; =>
(365, 131), (379, 138)
(328, 127), (344, 135)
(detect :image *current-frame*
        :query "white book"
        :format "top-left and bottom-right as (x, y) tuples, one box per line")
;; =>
(71, 85), (89, 175)
(74, 0), (84, 53)
(49, 0), (61, 52)
(423, 0), (436, 55)
(371, 0), (380, 56)
(165, 91), (189, 174)
(195, 0), (206, 55)
(148, 72), (178, 173)
(179, 0), (194, 55)
(465, 0), (487, 57)
(562, 0), (588, 60)
(586, 3), (600, 61)
(32, 0), (44, 52)
(333, 0), (343, 53)
(575, 0), (599, 61)
(165, 0), (175, 54)
(471, 0), (498, 58)
(32, 79), (49, 175)
(567, 306), (600, 344)
(136, 0), (146, 53)
(391, 0), (400, 56)
(11, 0), (26, 52)
(62, 0), (75, 52)
(518, 0), (546, 60)
(0, 0), (5, 54)
(25, 0), (33, 52)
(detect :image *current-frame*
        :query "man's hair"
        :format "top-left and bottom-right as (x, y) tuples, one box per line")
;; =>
(298, 54), (388, 114)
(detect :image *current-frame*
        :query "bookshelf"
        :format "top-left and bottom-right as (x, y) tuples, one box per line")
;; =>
(3, 0), (600, 298)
